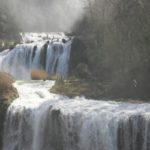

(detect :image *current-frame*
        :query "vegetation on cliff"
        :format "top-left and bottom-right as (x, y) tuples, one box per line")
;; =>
(0, 72), (19, 149)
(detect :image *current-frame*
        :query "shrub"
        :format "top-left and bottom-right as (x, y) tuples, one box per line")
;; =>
(31, 70), (49, 80)
(0, 72), (18, 149)
(0, 71), (15, 92)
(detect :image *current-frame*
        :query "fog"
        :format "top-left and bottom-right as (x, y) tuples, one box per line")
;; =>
(1, 0), (86, 32)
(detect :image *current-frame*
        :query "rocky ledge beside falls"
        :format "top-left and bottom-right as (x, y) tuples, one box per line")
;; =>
(0, 72), (19, 149)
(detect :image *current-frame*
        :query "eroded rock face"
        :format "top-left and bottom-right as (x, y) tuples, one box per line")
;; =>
(0, 72), (19, 149)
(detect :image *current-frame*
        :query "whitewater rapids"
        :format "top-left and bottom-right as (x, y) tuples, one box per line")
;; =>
(3, 80), (150, 150)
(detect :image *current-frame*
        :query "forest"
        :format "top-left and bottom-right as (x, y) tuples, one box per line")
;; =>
(71, 0), (150, 100)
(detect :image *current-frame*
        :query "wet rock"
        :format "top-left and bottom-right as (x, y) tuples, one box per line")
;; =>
(62, 39), (67, 43)
(40, 42), (48, 70)
(32, 45), (37, 62)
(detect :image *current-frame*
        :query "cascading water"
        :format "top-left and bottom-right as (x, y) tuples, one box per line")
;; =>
(2, 80), (150, 150)
(0, 33), (72, 79)
(1, 33), (150, 150)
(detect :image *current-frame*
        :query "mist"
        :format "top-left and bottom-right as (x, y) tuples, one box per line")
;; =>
(1, 0), (86, 32)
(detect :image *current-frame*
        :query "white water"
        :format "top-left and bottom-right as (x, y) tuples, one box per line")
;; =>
(3, 80), (150, 150)
(0, 33), (72, 79)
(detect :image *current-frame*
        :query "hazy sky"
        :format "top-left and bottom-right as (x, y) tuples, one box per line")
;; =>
(2, 0), (85, 32)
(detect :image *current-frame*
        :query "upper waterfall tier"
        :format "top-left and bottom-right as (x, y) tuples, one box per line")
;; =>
(0, 33), (72, 79)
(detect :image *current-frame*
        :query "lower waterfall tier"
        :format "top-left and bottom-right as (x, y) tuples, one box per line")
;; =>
(3, 81), (150, 150)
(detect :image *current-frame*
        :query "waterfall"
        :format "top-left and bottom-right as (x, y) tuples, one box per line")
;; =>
(0, 33), (72, 79)
(3, 80), (150, 150)
(1, 32), (150, 150)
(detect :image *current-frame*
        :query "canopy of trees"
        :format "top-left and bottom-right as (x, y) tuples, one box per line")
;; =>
(73, 0), (150, 100)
